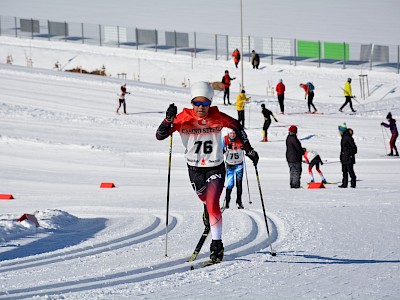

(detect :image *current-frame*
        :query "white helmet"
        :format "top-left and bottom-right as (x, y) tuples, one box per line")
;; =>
(190, 82), (214, 102)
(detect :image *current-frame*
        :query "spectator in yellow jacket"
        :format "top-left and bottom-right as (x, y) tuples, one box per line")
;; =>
(236, 90), (251, 127)
(339, 78), (356, 112)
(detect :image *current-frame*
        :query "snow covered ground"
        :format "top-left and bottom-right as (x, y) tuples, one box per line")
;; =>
(1, 1), (400, 299)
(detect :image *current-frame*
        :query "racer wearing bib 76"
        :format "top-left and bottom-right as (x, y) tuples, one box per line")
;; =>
(156, 81), (259, 263)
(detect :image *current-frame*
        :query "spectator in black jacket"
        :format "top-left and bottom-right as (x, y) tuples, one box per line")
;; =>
(338, 123), (358, 188)
(286, 125), (303, 188)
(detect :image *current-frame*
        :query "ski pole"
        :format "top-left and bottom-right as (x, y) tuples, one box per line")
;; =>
(243, 157), (252, 204)
(165, 128), (174, 257)
(254, 165), (276, 256)
(381, 126), (388, 155)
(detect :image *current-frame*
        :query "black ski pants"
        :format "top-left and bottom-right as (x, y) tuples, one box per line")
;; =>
(278, 94), (285, 113)
(341, 163), (356, 188)
(340, 96), (355, 111)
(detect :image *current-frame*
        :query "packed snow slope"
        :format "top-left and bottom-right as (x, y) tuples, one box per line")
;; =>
(0, 36), (400, 299)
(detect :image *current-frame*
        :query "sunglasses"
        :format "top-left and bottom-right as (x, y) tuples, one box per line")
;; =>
(192, 100), (211, 107)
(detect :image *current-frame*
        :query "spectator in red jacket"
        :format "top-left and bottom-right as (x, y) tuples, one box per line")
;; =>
(232, 49), (241, 68)
(221, 70), (236, 105)
(275, 79), (286, 114)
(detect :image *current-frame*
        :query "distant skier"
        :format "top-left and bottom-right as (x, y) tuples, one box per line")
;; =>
(222, 130), (245, 209)
(116, 83), (130, 114)
(339, 78), (356, 112)
(381, 112), (399, 156)
(338, 123), (358, 188)
(275, 79), (286, 114)
(300, 82), (317, 113)
(302, 148), (327, 183)
(221, 70), (236, 105)
(286, 125), (303, 188)
(232, 48), (241, 68)
(260, 104), (278, 142)
(156, 81), (259, 263)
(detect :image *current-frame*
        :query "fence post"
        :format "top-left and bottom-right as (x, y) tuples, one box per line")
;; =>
(271, 37), (273, 65)
(15, 17), (18, 37)
(99, 24), (102, 46)
(81, 23), (84, 44)
(318, 40), (321, 68)
(117, 26), (120, 48)
(215, 34), (218, 60)
(369, 43), (373, 71)
(174, 30), (177, 55)
(136, 27), (138, 50)
(248, 35), (251, 62)
(194, 32), (197, 58)
(48, 20), (51, 41)
(343, 42), (346, 69)
(294, 38), (297, 66)
(31, 19), (34, 39)
(226, 35), (229, 61)
(64, 21), (67, 42)
(155, 29), (158, 52)
(397, 45), (399, 74)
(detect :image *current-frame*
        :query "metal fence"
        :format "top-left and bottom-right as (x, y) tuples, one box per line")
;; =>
(1, 15), (399, 74)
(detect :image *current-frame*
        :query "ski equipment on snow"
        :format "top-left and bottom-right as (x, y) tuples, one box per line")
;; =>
(255, 165), (276, 256)
(187, 206), (226, 263)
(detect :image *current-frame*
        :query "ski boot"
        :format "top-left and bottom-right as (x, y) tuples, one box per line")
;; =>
(210, 240), (224, 263)
(236, 201), (244, 209)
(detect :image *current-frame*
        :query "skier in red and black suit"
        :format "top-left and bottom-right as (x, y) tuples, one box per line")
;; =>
(300, 83), (317, 113)
(221, 70), (236, 105)
(116, 83), (130, 114)
(381, 112), (399, 156)
(156, 81), (258, 263)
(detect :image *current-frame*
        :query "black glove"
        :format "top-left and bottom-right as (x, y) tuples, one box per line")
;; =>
(128, 92), (131, 94)
(233, 77), (236, 80)
(246, 148), (259, 166)
(227, 144), (233, 150)
(166, 103), (177, 122)
(274, 118), (278, 122)
(381, 122), (385, 126)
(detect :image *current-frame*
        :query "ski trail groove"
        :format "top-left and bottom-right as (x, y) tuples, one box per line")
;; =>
(0, 211), (278, 299)
(0, 215), (177, 272)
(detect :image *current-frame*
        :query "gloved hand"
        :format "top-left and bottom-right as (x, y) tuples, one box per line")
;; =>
(233, 77), (236, 80)
(246, 148), (259, 166)
(227, 144), (233, 150)
(274, 118), (278, 122)
(127, 92), (131, 94)
(304, 96), (307, 100)
(381, 122), (385, 126)
(166, 103), (177, 122)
